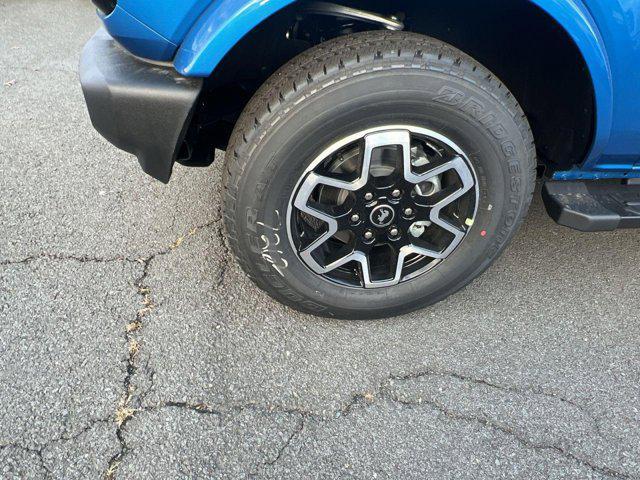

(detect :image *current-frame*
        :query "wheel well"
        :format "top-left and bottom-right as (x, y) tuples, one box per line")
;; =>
(186, 0), (594, 174)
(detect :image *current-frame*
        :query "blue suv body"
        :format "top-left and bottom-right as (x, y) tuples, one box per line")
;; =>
(81, 0), (640, 317)
(86, 0), (640, 177)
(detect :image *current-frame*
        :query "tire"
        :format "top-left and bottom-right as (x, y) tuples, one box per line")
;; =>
(223, 31), (536, 319)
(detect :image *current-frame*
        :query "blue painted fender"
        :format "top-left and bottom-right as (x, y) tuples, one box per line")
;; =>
(173, 0), (613, 165)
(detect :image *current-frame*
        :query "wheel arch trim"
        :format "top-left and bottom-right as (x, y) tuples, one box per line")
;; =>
(173, 0), (613, 166)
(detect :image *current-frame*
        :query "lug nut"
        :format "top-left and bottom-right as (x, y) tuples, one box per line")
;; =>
(404, 208), (414, 217)
(351, 214), (360, 223)
(389, 227), (400, 237)
(364, 192), (374, 201)
(363, 230), (374, 241)
(391, 189), (402, 198)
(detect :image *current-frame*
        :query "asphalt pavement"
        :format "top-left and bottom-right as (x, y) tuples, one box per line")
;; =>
(1, 1), (639, 478)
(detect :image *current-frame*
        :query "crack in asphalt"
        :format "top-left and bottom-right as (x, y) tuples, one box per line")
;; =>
(1, 216), (224, 268)
(0, 443), (51, 479)
(383, 370), (630, 479)
(263, 415), (306, 468)
(0, 417), (112, 453)
(390, 369), (591, 415)
(101, 400), (309, 477)
(0, 253), (137, 266)
(388, 396), (630, 479)
(101, 219), (222, 479)
(1, 417), (112, 479)
(387, 369), (620, 452)
(4, 219), (632, 479)
(104, 258), (153, 480)
(2, 213), (224, 476)
(107, 371), (630, 479)
(133, 373), (631, 478)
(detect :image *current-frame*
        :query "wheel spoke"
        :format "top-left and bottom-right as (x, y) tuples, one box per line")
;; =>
(363, 130), (412, 181)
(405, 155), (473, 185)
(406, 238), (450, 260)
(360, 246), (409, 287)
(294, 173), (341, 271)
(428, 156), (474, 243)
(415, 182), (456, 203)
(406, 155), (475, 255)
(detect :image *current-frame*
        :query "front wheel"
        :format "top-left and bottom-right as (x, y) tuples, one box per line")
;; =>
(223, 31), (536, 319)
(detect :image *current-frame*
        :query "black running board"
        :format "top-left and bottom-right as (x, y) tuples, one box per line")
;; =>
(542, 180), (640, 232)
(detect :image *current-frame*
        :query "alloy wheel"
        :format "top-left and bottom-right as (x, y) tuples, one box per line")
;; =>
(288, 126), (479, 288)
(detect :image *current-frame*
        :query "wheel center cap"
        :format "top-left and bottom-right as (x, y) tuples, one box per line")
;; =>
(370, 204), (395, 227)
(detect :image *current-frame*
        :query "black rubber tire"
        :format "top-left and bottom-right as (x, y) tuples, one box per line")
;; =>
(223, 31), (536, 319)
